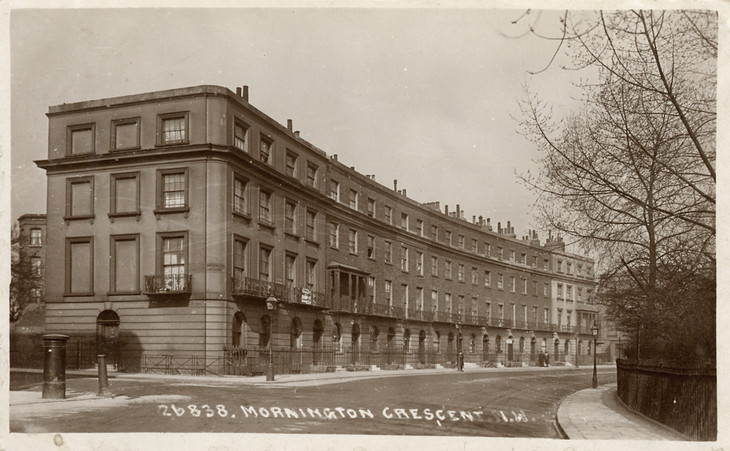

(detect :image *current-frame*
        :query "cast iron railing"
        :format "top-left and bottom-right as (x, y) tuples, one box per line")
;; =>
(144, 274), (192, 294)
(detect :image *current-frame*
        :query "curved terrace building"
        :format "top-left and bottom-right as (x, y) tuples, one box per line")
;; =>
(37, 85), (599, 374)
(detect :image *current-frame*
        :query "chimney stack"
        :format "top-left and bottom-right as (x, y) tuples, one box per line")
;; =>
(287, 119), (293, 131)
(445, 205), (449, 215)
(332, 154), (338, 161)
(498, 222), (502, 233)
(456, 204), (460, 218)
(242, 85), (249, 102)
(236, 87), (242, 96)
(402, 189), (407, 197)
(294, 130), (300, 138)
(394, 179), (398, 192)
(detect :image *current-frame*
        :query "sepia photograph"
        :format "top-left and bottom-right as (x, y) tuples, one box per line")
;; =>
(4, 2), (721, 449)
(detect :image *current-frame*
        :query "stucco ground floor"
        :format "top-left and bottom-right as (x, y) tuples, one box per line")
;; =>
(43, 296), (603, 375)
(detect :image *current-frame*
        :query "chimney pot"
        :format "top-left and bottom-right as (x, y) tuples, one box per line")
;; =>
(402, 189), (407, 197)
(456, 204), (460, 218)
(445, 205), (449, 215)
(236, 87), (242, 96)
(242, 85), (249, 102)
(287, 119), (293, 131)
(394, 179), (398, 191)
(294, 130), (300, 137)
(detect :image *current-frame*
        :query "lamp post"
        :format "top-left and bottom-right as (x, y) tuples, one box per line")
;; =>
(591, 320), (599, 389)
(265, 297), (279, 382)
(455, 323), (463, 372)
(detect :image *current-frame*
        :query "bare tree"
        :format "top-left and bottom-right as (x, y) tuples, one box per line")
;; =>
(517, 10), (716, 360)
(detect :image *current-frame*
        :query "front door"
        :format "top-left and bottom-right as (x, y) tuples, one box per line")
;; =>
(96, 311), (120, 369)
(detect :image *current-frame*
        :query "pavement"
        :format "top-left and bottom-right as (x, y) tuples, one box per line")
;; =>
(556, 383), (688, 440)
(10, 364), (687, 440)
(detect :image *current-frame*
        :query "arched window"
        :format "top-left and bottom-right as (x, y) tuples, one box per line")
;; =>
(96, 310), (120, 368)
(370, 325), (380, 350)
(290, 317), (303, 349)
(496, 335), (502, 353)
(404, 329), (411, 351)
(387, 327), (396, 348)
(351, 323), (361, 348)
(232, 312), (246, 347)
(519, 336), (525, 354)
(434, 331), (441, 352)
(333, 323), (342, 351)
(469, 334), (476, 353)
(313, 320), (324, 347)
(482, 334), (489, 359)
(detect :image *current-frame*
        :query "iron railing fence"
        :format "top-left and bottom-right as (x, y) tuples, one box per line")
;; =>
(137, 344), (610, 377)
(617, 359), (716, 441)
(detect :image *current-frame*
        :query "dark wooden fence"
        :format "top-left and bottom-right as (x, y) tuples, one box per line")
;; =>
(616, 359), (716, 441)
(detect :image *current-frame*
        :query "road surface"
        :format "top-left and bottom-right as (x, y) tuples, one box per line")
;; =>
(11, 367), (616, 437)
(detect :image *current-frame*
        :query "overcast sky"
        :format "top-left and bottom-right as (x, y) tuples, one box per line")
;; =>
(10, 7), (587, 239)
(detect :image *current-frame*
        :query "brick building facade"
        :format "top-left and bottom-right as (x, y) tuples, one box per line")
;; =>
(36, 85), (598, 373)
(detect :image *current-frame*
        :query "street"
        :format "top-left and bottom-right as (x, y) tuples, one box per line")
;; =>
(11, 367), (616, 437)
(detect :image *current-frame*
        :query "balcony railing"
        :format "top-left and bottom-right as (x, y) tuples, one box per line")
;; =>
(287, 286), (330, 309)
(232, 277), (329, 308)
(406, 308), (434, 322)
(232, 277), (286, 299)
(372, 303), (393, 317)
(144, 274), (192, 294)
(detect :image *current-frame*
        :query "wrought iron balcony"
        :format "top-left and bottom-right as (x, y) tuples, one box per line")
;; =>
(287, 286), (330, 309)
(231, 276), (286, 300)
(391, 306), (406, 319)
(406, 308), (433, 322)
(371, 303), (393, 317)
(144, 274), (192, 295)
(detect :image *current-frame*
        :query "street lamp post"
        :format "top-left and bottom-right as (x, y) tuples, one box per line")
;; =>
(455, 324), (463, 372)
(266, 297), (279, 382)
(591, 320), (599, 389)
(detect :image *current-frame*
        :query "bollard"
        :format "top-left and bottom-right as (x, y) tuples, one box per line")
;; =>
(42, 334), (70, 399)
(97, 354), (112, 397)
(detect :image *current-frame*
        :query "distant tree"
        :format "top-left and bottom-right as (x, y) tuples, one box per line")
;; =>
(10, 222), (44, 322)
(517, 10), (716, 360)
